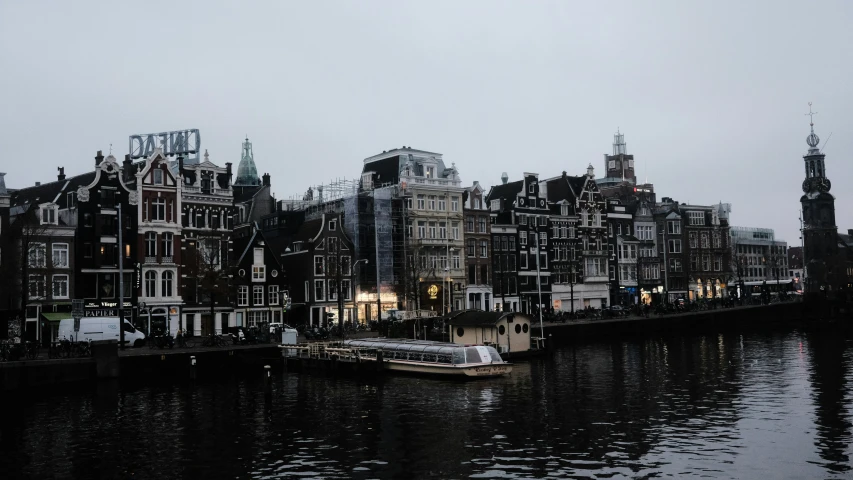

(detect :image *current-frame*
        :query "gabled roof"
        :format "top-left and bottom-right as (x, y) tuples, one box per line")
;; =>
(544, 175), (587, 203)
(292, 218), (324, 245)
(10, 171), (96, 211)
(486, 180), (522, 203)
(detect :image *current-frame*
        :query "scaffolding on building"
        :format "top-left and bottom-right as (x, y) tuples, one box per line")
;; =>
(280, 177), (413, 319)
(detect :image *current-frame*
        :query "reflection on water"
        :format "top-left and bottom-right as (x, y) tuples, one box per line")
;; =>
(1, 327), (851, 479)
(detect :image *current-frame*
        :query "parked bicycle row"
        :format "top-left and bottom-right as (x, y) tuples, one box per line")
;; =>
(146, 326), (276, 350)
(0, 340), (42, 361)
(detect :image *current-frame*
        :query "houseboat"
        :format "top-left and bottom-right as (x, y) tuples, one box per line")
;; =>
(343, 338), (512, 377)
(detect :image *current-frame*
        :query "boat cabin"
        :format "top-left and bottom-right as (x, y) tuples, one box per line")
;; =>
(445, 310), (533, 354)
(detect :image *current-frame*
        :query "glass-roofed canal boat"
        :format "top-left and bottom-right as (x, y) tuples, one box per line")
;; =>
(343, 338), (512, 378)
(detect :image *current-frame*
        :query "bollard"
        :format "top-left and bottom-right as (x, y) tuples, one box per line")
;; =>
(190, 355), (197, 380)
(264, 365), (272, 396)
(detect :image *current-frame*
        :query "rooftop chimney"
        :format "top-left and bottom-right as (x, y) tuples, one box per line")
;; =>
(225, 162), (233, 187)
(262, 172), (270, 187)
(35, 181), (41, 187)
(95, 150), (104, 166)
(0, 172), (7, 195)
(501, 172), (508, 185)
(57, 167), (66, 181)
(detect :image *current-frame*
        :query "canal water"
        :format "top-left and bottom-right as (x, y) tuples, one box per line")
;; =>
(2, 327), (852, 479)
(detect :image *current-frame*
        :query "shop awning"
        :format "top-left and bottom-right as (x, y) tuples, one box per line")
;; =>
(41, 312), (70, 323)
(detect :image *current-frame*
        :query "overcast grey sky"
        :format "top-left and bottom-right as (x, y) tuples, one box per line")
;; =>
(2, 1), (850, 243)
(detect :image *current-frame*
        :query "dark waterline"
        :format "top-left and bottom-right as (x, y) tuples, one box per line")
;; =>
(2, 327), (852, 479)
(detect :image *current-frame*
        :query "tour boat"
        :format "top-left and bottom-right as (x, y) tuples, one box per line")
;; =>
(343, 338), (512, 377)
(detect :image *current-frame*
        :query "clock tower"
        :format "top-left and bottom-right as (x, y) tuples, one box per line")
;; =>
(800, 103), (838, 293)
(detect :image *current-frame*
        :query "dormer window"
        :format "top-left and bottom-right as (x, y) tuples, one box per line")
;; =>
(426, 166), (435, 178)
(490, 199), (500, 211)
(40, 204), (57, 225)
(153, 168), (163, 185)
(561, 205), (568, 216)
(329, 220), (337, 231)
(528, 183), (535, 194)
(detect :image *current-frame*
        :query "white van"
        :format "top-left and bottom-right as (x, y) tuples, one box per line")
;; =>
(58, 317), (147, 347)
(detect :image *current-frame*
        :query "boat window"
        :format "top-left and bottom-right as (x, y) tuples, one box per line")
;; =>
(437, 354), (451, 364)
(465, 347), (484, 364)
(486, 347), (503, 362)
(452, 350), (465, 365)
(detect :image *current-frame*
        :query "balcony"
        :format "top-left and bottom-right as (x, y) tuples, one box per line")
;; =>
(584, 275), (609, 283)
(416, 238), (459, 247)
(582, 250), (608, 256)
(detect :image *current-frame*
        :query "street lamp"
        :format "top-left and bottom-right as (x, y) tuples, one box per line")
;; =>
(352, 259), (368, 327)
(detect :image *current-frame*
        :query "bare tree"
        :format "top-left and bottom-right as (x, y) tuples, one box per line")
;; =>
(184, 238), (232, 334)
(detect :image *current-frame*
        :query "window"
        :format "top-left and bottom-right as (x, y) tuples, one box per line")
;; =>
(586, 257), (606, 276)
(28, 243), (46, 267)
(428, 223), (436, 239)
(452, 223), (459, 240)
(28, 274), (46, 298)
(702, 254), (711, 271)
(426, 166), (435, 178)
(145, 271), (156, 297)
(238, 286), (249, 306)
(690, 254), (699, 271)
(428, 196), (436, 210)
(501, 236), (508, 251)
(418, 221), (426, 238)
(467, 239), (475, 257)
(341, 256), (352, 275)
(478, 217), (486, 233)
(667, 220), (681, 235)
(145, 232), (157, 257)
(451, 197), (459, 212)
(538, 216), (547, 227)
(519, 215), (527, 225)
(609, 265), (616, 280)
(637, 225), (653, 241)
(152, 198), (166, 221)
(253, 285), (264, 305)
(713, 255), (722, 271)
(52, 243), (69, 268)
(689, 232), (698, 249)
(452, 255), (460, 269)
(252, 265), (266, 281)
(83, 213), (93, 227)
(52, 274), (69, 299)
(314, 280), (325, 300)
(153, 168), (163, 185)
(161, 232), (173, 258)
(520, 234), (527, 246)
(467, 216), (474, 232)
(342, 279), (352, 300)
(669, 258), (683, 272)
(668, 239), (682, 253)
(689, 211), (704, 225)
(528, 182), (535, 193)
(328, 280), (338, 300)
(508, 236), (515, 250)
(438, 197), (446, 211)
(161, 271), (173, 296)
(480, 240), (488, 257)
(405, 197), (413, 210)
(539, 232), (547, 246)
(439, 222), (446, 239)
(41, 205), (57, 225)
(490, 199), (500, 211)
(493, 237), (501, 251)
(700, 232), (709, 249)
(520, 253), (528, 269)
(417, 195), (425, 209)
(329, 220), (336, 231)
(269, 285), (279, 305)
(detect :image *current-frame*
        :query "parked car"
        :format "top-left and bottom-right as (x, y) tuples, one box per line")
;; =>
(58, 317), (146, 347)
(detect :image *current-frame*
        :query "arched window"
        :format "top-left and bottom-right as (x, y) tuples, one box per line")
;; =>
(161, 271), (173, 297)
(145, 271), (156, 297)
(145, 232), (157, 257)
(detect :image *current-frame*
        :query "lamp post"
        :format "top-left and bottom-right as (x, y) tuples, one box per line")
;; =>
(352, 259), (368, 327)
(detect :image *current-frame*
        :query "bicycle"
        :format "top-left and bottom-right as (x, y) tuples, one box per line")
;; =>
(73, 340), (92, 358)
(24, 341), (40, 360)
(176, 332), (195, 348)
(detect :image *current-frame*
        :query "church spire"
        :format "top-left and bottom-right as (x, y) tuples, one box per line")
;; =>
(234, 136), (261, 186)
(805, 102), (820, 153)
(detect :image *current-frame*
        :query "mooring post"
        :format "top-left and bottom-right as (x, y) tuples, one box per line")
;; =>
(264, 364), (272, 396)
(190, 355), (197, 380)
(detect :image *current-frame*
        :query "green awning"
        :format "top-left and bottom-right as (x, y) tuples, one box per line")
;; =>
(41, 312), (70, 323)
